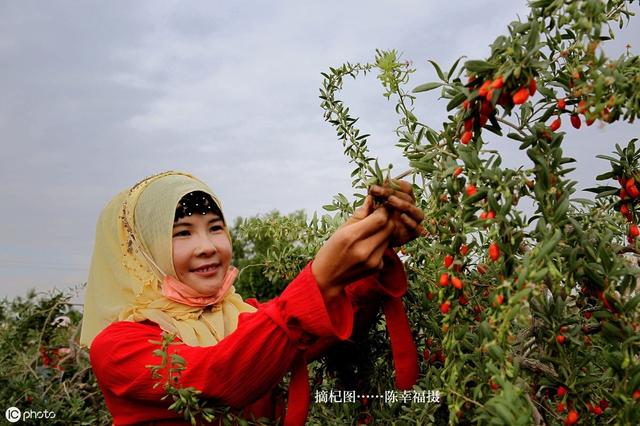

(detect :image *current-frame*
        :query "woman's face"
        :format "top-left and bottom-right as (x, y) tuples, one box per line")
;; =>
(171, 212), (232, 295)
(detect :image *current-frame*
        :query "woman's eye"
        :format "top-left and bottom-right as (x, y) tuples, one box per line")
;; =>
(173, 230), (190, 237)
(210, 225), (224, 232)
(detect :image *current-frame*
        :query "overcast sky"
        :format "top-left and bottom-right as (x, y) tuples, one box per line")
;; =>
(1, 1), (638, 302)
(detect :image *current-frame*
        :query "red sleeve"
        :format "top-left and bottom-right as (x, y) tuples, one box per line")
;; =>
(307, 249), (417, 390)
(305, 249), (409, 361)
(90, 263), (354, 409)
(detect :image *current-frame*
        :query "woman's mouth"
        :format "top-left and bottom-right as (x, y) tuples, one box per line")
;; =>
(191, 264), (220, 276)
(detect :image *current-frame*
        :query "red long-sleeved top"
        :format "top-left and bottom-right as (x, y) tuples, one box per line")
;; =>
(90, 254), (416, 426)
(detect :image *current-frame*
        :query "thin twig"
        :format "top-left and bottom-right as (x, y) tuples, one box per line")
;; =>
(393, 169), (416, 180)
(447, 388), (483, 407)
(496, 117), (527, 136)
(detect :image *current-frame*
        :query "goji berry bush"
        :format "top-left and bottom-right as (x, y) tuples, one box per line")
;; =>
(310, 0), (640, 424)
(0, 289), (111, 424)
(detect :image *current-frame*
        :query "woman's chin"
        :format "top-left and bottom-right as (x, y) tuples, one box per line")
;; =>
(185, 272), (225, 296)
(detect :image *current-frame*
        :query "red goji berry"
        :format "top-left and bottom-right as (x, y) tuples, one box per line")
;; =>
(620, 188), (628, 199)
(478, 80), (492, 97)
(557, 98), (566, 110)
(480, 100), (493, 116)
(491, 76), (504, 89)
(466, 184), (477, 197)
(512, 87), (529, 104)
(577, 99), (587, 114)
(489, 242), (500, 261)
(451, 276), (463, 290)
(439, 273), (449, 287)
(444, 255), (454, 268)
(570, 114), (581, 129)
(550, 117), (561, 131)
(464, 118), (474, 131)
(460, 130), (472, 145)
(564, 410), (578, 425)
(625, 177), (636, 191)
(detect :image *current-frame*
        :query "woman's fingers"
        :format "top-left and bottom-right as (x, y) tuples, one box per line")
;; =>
(348, 205), (390, 241)
(369, 180), (415, 201)
(400, 212), (428, 237)
(352, 195), (374, 220)
(386, 195), (425, 224)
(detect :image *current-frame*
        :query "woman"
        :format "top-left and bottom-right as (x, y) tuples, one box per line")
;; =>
(81, 171), (423, 425)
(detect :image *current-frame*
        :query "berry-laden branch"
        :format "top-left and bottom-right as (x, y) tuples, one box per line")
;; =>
(318, 0), (640, 425)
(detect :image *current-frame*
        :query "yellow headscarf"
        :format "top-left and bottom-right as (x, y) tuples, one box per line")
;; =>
(80, 171), (256, 348)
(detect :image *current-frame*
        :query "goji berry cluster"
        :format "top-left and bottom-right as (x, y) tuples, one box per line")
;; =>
(459, 74), (538, 145)
(616, 174), (639, 242)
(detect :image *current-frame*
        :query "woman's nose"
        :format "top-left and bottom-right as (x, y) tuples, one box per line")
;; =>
(194, 234), (217, 256)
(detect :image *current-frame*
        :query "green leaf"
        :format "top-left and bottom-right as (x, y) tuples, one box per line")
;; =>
(537, 86), (555, 99)
(595, 171), (616, 180)
(539, 106), (556, 123)
(493, 403), (515, 424)
(625, 294), (640, 312)
(322, 204), (338, 211)
(530, 0), (554, 8)
(447, 56), (465, 80)
(465, 190), (488, 205)
(428, 60), (445, 81)
(537, 229), (562, 258)
(412, 82), (443, 93)
(464, 60), (496, 73)
(507, 132), (525, 141)
(527, 20), (539, 51)
(595, 154), (620, 163)
(447, 92), (467, 111)
(584, 186), (617, 194)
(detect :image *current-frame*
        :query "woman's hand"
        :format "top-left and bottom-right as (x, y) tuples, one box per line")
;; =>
(369, 180), (425, 247)
(312, 196), (394, 299)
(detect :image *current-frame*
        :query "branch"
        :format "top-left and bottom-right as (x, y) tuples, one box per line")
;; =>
(517, 357), (559, 378)
(496, 117), (527, 136)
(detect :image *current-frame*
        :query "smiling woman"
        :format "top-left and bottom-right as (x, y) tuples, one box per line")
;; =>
(80, 170), (424, 426)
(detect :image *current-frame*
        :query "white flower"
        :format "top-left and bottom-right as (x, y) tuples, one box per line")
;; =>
(51, 315), (71, 327)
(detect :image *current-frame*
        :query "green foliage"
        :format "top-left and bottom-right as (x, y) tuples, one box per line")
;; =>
(0, 287), (110, 425)
(232, 210), (341, 301)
